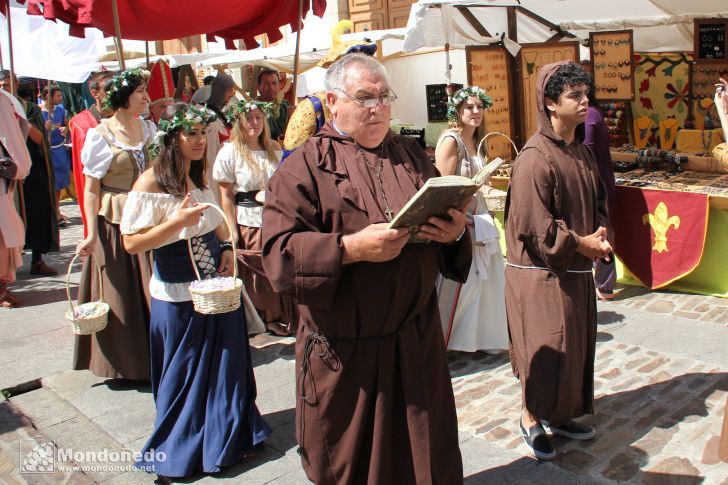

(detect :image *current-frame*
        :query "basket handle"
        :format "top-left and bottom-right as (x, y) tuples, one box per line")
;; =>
(186, 202), (238, 281)
(66, 252), (104, 317)
(477, 131), (520, 162)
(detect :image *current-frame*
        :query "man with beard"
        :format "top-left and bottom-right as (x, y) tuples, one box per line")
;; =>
(262, 53), (470, 485)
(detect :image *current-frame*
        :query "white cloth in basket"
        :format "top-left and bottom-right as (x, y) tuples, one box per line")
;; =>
(473, 213), (500, 280)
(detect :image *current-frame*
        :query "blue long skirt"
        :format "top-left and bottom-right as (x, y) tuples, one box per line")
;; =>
(135, 298), (271, 477)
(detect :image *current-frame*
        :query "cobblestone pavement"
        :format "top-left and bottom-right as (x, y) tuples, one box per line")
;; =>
(449, 341), (728, 484)
(602, 285), (728, 326)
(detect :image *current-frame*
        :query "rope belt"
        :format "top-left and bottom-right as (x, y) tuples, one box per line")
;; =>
(295, 318), (418, 457)
(505, 262), (593, 274)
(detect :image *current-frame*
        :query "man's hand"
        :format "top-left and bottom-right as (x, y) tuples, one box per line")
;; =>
(577, 226), (612, 260)
(417, 208), (468, 244)
(341, 223), (410, 264)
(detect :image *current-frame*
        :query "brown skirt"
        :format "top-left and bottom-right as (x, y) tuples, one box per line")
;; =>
(237, 224), (298, 327)
(73, 216), (152, 380)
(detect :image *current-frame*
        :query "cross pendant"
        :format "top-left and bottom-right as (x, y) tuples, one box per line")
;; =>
(384, 208), (395, 221)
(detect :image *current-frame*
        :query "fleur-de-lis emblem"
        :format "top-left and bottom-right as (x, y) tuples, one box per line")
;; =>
(642, 202), (680, 253)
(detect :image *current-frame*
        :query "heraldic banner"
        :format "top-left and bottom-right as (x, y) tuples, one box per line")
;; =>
(613, 186), (709, 289)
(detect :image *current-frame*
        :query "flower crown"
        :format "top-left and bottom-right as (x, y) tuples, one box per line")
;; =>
(224, 99), (275, 125)
(103, 68), (151, 110)
(148, 105), (218, 159)
(446, 86), (493, 121)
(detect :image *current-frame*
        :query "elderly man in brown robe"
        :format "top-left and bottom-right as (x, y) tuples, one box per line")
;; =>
(262, 53), (471, 484)
(505, 61), (612, 461)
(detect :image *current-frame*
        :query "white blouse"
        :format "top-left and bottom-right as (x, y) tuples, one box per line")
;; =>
(120, 188), (223, 302)
(212, 142), (280, 227)
(81, 119), (157, 179)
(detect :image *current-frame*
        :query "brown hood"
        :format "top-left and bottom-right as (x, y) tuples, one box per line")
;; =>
(535, 61), (585, 145)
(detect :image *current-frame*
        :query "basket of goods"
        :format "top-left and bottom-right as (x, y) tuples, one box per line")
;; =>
(477, 132), (519, 212)
(187, 203), (243, 315)
(65, 253), (109, 335)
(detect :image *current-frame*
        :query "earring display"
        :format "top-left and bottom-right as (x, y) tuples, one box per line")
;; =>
(467, 45), (516, 160)
(590, 30), (635, 102)
(695, 20), (727, 61)
(692, 63), (728, 100)
(425, 83), (463, 122)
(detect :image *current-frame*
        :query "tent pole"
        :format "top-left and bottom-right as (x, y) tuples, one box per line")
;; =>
(145, 41), (150, 68)
(111, 0), (125, 70)
(291, 0), (304, 105)
(5, 0), (15, 95)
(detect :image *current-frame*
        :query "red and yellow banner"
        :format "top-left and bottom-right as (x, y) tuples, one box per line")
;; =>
(613, 186), (709, 289)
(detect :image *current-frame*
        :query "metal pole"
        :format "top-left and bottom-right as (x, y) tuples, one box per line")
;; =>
(291, 0), (304, 105)
(144, 41), (150, 68)
(111, 0), (125, 70)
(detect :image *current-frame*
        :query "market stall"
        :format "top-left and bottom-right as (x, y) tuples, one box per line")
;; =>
(398, 0), (728, 296)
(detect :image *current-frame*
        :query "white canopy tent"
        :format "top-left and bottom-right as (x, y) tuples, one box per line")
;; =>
(99, 52), (234, 71)
(404, 0), (728, 54)
(0, 0), (104, 83)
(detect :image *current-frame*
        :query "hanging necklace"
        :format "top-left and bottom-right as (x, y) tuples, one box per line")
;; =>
(357, 143), (395, 221)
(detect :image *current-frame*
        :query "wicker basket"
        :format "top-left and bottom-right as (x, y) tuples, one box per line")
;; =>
(65, 253), (109, 335)
(187, 203), (243, 315)
(483, 193), (507, 212)
(477, 132), (518, 213)
(476, 131), (519, 165)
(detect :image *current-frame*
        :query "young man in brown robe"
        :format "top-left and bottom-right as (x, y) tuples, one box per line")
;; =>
(261, 53), (471, 484)
(505, 61), (612, 461)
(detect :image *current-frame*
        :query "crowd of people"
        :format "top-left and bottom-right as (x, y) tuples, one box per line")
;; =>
(2, 50), (727, 483)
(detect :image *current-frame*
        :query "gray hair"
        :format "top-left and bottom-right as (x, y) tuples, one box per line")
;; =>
(325, 53), (391, 93)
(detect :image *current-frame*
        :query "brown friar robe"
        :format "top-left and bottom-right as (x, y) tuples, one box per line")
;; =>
(504, 61), (610, 426)
(262, 123), (471, 485)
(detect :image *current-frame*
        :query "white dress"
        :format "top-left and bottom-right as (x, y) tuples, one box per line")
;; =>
(435, 131), (509, 352)
(211, 142), (280, 227)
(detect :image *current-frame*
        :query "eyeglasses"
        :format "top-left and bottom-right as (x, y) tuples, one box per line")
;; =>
(334, 88), (398, 108)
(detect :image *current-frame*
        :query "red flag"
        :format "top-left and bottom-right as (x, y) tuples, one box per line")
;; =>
(613, 186), (709, 289)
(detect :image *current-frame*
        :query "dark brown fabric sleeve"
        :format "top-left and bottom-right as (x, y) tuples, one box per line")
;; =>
(436, 232), (472, 283)
(261, 160), (343, 310)
(509, 150), (579, 276)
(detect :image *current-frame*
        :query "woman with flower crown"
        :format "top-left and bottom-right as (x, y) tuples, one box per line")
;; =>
(121, 102), (270, 477)
(435, 85), (509, 353)
(74, 68), (155, 380)
(213, 100), (298, 336)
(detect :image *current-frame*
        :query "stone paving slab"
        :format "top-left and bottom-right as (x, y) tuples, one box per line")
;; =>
(448, 338), (728, 484)
(604, 285), (728, 325)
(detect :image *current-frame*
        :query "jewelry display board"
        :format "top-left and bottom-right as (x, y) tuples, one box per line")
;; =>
(466, 45), (516, 160)
(692, 63), (728, 100)
(589, 30), (635, 102)
(518, 42), (580, 140)
(425, 83), (463, 122)
(694, 20), (727, 62)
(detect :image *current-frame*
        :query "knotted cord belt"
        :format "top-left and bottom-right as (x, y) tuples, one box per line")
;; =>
(295, 318), (419, 457)
(297, 331), (340, 458)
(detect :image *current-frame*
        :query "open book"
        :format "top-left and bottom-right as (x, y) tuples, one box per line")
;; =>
(388, 157), (506, 242)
